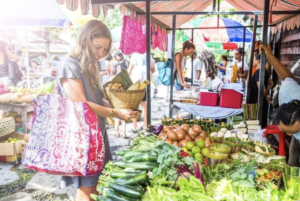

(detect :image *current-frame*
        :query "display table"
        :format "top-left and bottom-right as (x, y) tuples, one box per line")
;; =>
(0, 103), (34, 134)
(174, 102), (243, 119)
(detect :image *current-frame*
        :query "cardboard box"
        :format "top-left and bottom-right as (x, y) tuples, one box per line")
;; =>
(0, 132), (25, 164)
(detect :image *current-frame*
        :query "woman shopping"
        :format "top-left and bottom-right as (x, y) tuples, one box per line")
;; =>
(174, 41), (195, 90)
(215, 55), (228, 75)
(57, 20), (138, 201)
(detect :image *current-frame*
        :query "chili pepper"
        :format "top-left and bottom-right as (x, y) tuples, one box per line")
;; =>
(202, 158), (208, 165)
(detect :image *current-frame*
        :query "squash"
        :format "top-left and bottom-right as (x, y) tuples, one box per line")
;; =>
(18, 94), (36, 103)
(0, 93), (17, 103)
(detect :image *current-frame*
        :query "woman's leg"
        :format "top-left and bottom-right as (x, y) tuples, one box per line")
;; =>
(115, 119), (120, 137)
(132, 118), (139, 130)
(75, 183), (97, 201)
(141, 101), (147, 129)
(122, 120), (127, 138)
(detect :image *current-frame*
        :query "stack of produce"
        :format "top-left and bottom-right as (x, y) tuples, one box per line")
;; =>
(0, 137), (20, 143)
(232, 115), (260, 134)
(0, 82), (11, 94)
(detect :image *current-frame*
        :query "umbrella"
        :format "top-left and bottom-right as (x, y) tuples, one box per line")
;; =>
(0, 0), (71, 88)
(205, 42), (238, 50)
(192, 17), (253, 43)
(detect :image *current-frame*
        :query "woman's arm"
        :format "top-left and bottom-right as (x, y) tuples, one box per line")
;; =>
(215, 64), (227, 71)
(61, 78), (138, 119)
(267, 77), (274, 91)
(260, 44), (294, 81)
(223, 61), (227, 67)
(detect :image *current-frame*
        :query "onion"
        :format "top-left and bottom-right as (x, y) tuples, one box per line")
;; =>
(185, 135), (192, 142)
(199, 131), (207, 139)
(188, 128), (198, 139)
(179, 140), (188, 147)
(205, 139), (212, 147)
(158, 133), (167, 140)
(165, 139), (173, 145)
(194, 136), (203, 142)
(177, 131), (185, 141)
(177, 127), (186, 134)
(181, 124), (190, 133)
(174, 124), (179, 129)
(192, 125), (202, 134)
(173, 141), (179, 147)
(163, 126), (174, 133)
(167, 130), (178, 141)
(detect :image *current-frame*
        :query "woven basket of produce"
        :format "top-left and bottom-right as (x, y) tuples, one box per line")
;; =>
(0, 117), (15, 137)
(241, 140), (255, 152)
(104, 81), (147, 110)
(207, 151), (228, 166)
(209, 143), (231, 154)
(222, 137), (243, 154)
(266, 164), (284, 180)
(205, 163), (233, 178)
(269, 156), (286, 164)
(253, 141), (275, 156)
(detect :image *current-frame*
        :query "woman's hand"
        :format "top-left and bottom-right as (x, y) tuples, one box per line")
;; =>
(183, 83), (190, 88)
(118, 109), (139, 121)
(259, 43), (273, 58)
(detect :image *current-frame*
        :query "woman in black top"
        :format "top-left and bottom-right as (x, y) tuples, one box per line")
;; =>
(248, 41), (274, 127)
(114, 51), (129, 70)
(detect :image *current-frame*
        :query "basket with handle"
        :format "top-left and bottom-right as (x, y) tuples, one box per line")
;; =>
(104, 82), (146, 110)
(0, 117), (15, 137)
(283, 165), (300, 200)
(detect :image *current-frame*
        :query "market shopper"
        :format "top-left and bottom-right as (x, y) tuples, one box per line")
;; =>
(186, 52), (202, 85)
(233, 48), (249, 79)
(57, 20), (138, 201)
(247, 41), (274, 127)
(174, 41), (195, 90)
(115, 51), (129, 71)
(215, 55), (228, 75)
(260, 43), (300, 166)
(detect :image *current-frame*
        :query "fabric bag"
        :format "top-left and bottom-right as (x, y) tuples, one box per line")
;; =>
(157, 59), (172, 86)
(22, 93), (105, 176)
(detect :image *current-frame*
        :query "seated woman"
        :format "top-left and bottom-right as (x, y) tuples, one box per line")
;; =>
(215, 55), (228, 75)
(260, 43), (300, 166)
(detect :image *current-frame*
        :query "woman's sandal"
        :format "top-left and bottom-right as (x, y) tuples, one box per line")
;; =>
(115, 134), (120, 138)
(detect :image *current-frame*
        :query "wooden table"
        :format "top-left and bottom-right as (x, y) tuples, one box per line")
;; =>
(0, 103), (34, 134)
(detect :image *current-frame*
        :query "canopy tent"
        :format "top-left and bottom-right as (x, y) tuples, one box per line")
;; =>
(192, 17), (254, 42)
(0, 0), (71, 88)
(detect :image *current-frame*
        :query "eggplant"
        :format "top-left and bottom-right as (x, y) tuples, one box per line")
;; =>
(153, 125), (163, 135)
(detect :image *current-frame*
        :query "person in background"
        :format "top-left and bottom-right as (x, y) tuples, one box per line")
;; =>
(99, 59), (108, 86)
(29, 60), (39, 73)
(114, 51), (129, 71)
(174, 41), (194, 90)
(105, 54), (113, 77)
(50, 56), (60, 67)
(16, 50), (26, 72)
(259, 43), (300, 167)
(185, 51), (202, 85)
(128, 53), (155, 131)
(233, 48), (249, 79)
(215, 55), (228, 75)
(247, 41), (274, 127)
(40, 53), (50, 68)
(57, 20), (138, 201)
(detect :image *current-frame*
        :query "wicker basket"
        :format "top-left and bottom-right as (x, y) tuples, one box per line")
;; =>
(0, 117), (15, 137)
(222, 137), (243, 154)
(104, 83), (146, 110)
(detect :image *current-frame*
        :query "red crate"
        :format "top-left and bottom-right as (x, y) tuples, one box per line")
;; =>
(220, 89), (243, 108)
(199, 92), (218, 106)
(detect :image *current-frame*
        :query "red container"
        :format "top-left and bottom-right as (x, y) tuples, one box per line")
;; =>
(199, 92), (218, 106)
(219, 89), (243, 108)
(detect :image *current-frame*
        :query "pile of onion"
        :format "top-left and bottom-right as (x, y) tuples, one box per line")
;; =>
(158, 124), (211, 147)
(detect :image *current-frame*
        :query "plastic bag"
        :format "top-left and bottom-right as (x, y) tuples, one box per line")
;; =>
(249, 126), (268, 143)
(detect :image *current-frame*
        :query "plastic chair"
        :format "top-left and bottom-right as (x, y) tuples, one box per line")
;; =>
(264, 125), (286, 156)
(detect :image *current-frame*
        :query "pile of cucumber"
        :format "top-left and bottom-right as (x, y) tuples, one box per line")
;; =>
(92, 150), (159, 201)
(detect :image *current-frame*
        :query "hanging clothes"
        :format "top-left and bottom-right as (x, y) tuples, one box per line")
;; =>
(120, 16), (146, 55)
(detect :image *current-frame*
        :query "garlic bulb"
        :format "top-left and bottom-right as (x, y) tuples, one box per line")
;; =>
(237, 131), (244, 136)
(217, 131), (225, 137)
(210, 132), (217, 137)
(224, 134), (232, 138)
(231, 133), (237, 138)
(220, 128), (227, 133)
(225, 131), (232, 135)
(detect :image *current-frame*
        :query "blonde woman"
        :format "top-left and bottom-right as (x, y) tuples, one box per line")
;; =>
(57, 20), (138, 201)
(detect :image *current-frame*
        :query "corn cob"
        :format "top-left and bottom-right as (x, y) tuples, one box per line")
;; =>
(128, 80), (141, 90)
(138, 79), (150, 90)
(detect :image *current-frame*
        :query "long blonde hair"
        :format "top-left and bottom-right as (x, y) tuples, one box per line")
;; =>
(69, 20), (112, 92)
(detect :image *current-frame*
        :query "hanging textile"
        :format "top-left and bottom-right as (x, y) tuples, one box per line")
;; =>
(158, 30), (167, 52)
(271, 14), (300, 34)
(56, 0), (65, 4)
(66, 0), (78, 11)
(92, 4), (101, 18)
(120, 16), (146, 55)
(80, 0), (89, 15)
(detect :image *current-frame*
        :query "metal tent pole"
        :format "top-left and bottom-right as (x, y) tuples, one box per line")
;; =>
(169, 14), (176, 117)
(242, 27), (246, 78)
(258, 0), (270, 126)
(191, 29), (194, 86)
(247, 15), (258, 103)
(146, 0), (151, 126)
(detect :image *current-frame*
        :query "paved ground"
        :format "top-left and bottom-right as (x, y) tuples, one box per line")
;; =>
(0, 86), (170, 201)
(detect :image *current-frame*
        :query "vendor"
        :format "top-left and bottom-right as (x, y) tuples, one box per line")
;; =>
(186, 52), (202, 85)
(232, 48), (249, 79)
(247, 41), (274, 127)
(260, 43), (300, 166)
(174, 41), (194, 90)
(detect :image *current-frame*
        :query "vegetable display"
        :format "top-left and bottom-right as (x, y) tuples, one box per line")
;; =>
(92, 120), (295, 201)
